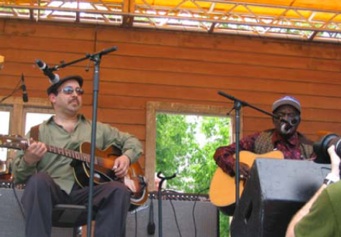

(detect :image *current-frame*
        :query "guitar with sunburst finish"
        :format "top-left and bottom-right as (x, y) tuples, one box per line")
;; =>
(0, 134), (148, 211)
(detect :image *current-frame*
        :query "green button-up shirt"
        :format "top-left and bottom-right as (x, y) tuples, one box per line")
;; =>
(11, 114), (143, 194)
(294, 181), (341, 237)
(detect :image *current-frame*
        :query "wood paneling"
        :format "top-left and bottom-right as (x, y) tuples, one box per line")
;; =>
(1, 19), (341, 173)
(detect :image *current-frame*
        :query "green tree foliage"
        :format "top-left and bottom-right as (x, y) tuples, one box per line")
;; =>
(156, 112), (232, 236)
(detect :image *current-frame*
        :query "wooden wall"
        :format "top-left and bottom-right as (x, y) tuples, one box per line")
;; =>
(1, 18), (341, 173)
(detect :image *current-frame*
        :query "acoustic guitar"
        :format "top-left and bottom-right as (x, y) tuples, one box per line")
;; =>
(209, 150), (283, 214)
(0, 134), (148, 210)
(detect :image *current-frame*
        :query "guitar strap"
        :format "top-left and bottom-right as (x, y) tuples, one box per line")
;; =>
(28, 124), (78, 169)
(29, 124), (40, 141)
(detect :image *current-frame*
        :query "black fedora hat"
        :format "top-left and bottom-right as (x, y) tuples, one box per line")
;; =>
(47, 75), (83, 95)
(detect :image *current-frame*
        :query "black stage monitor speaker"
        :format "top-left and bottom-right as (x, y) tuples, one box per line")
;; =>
(230, 158), (330, 237)
(0, 188), (75, 237)
(126, 192), (219, 237)
(0, 186), (218, 237)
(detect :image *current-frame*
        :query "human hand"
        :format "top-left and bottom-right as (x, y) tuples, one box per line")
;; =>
(234, 162), (250, 180)
(23, 138), (47, 165)
(112, 155), (130, 178)
(327, 145), (341, 177)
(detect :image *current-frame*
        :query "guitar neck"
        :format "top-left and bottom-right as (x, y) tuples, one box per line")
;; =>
(46, 145), (92, 163)
(0, 134), (103, 165)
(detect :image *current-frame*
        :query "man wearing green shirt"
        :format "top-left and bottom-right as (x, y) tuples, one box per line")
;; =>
(286, 145), (341, 237)
(11, 75), (143, 237)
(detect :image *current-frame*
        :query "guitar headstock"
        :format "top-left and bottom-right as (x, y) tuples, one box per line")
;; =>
(0, 135), (28, 151)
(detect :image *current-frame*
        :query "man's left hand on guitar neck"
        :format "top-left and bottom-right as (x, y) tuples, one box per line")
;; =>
(23, 138), (47, 165)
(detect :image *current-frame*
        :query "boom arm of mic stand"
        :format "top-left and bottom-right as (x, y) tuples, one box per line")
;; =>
(51, 46), (118, 71)
(48, 46), (118, 237)
(218, 91), (276, 118)
(85, 47), (117, 237)
(217, 91), (279, 208)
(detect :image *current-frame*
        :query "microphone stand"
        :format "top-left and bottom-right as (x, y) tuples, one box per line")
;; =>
(217, 91), (277, 208)
(47, 46), (117, 237)
(156, 172), (176, 237)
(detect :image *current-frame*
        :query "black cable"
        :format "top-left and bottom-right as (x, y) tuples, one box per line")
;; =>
(192, 198), (198, 237)
(11, 180), (26, 219)
(134, 209), (137, 237)
(0, 78), (21, 104)
(191, 188), (209, 237)
(168, 197), (182, 237)
(158, 185), (211, 237)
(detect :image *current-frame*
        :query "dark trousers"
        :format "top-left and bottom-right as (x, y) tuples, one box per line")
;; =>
(21, 172), (131, 237)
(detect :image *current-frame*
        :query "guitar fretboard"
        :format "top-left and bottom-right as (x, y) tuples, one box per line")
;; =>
(46, 145), (97, 164)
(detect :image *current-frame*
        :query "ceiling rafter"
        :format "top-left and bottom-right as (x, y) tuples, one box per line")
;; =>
(0, 0), (340, 42)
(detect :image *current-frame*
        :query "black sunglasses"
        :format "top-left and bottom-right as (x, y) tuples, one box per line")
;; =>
(59, 86), (84, 95)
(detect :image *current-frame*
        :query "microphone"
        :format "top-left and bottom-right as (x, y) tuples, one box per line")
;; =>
(21, 73), (28, 102)
(35, 59), (59, 84)
(147, 199), (155, 235)
(280, 116), (299, 134)
(100, 46), (118, 55)
(280, 123), (292, 134)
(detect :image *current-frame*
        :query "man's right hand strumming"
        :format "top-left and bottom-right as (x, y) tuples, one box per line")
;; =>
(234, 162), (250, 179)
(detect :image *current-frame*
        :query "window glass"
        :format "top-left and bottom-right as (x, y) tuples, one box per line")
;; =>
(155, 113), (231, 193)
(25, 112), (54, 135)
(0, 111), (10, 162)
(0, 99), (53, 180)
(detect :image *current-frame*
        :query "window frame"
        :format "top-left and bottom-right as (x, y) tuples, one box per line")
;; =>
(0, 96), (53, 136)
(0, 96), (53, 166)
(145, 101), (238, 190)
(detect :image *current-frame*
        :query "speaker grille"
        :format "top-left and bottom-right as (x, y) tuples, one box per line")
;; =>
(127, 191), (218, 237)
